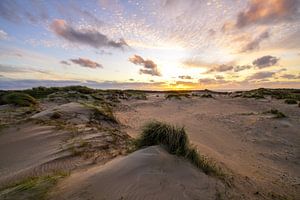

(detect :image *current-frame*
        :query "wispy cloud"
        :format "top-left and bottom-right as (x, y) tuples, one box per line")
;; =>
(246, 71), (276, 80)
(242, 30), (270, 52)
(0, 29), (8, 40)
(70, 58), (103, 69)
(60, 60), (70, 65)
(129, 55), (161, 76)
(50, 19), (128, 49)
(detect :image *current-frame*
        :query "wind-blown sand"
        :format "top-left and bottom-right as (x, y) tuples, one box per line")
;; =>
(50, 145), (224, 200)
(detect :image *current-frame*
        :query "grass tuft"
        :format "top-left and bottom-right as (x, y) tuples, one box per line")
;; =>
(284, 99), (297, 104)
(0, 92), (38, 107)
(83, 103), (117, 123)
(263, 109), (286, 118)
(0, 171), (69, 200)
(165, 93), (190, 100)
(135, 121), (225, 179)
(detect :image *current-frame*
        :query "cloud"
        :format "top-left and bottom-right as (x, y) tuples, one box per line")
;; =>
(182, 58), (213, 68)
(129, 55), (161, 76)
(70, 58), (103, 69)
(252, 55), (280, 68)
(280, 74), (300, 79)
(215, 75), (224, 80)
(206, 64), (234, 73)
(242, 30), (270, 52)
(60, 60), (70, 65)
(0, 29), (8, 40)
(246, 71), (276, 80)
(236, 0), (299, 28)
(178, 75), (192, 79)
(0, 64), (50, 74)
(234, 65), (252, 72)
(0, 77), (166, 90)
(50, 19), (128, 49)
(198, 78), (229, 85)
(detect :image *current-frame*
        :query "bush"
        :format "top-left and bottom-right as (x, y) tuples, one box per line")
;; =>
(135, 121), (224, 178)
(201, 94), (213, 98)
(264, 109), (286, 118)
(0, 92), (37, 107)
(165, 93), (190, 100)
(284, 99), (297, 104)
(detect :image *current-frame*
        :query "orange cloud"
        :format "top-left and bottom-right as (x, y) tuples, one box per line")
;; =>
(236, 0), (299, 28)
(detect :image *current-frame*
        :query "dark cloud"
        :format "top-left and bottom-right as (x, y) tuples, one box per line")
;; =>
(129, 55), (161, 76)
(60, 60), (71, 65)
(234, 65), (252, 72)
(206, 64), (234, 73)
(198, 78), (229, 85)
(178, 75), (192, 79)
(252, 55), (280, 68)
(70, 58), (103, 69)
(50, 19), (128, 49)
(236, 0), (299, 28)
(246, 71), (276, 80)
(242, 30), (269, 52)
(215, 75), (224, 80)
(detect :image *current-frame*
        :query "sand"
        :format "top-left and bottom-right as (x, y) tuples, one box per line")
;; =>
(49, 145), (223, 200)
(0, 92), (299, 199)
(115, 94), (300, 199)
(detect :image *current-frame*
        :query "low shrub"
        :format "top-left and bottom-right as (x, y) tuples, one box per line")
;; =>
(284, 99), (297, 104)
(165, 93), (190, 100)
(263, 109), (286, 118)
(0, 92), (37, 107)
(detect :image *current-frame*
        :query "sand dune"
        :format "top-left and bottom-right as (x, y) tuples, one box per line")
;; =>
(50, 145), (224, 200)
(116, 94), (300, 199)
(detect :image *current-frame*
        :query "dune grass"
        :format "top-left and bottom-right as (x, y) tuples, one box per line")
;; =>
(284, 99), (297, 104)
(165, 93), (190, 100)
(263, 109), (286, 118)
(0, 171), (68, 200)
(135, 121), (225, 179)
(0, 92), (38, 107)
(83, 103), (117, 123)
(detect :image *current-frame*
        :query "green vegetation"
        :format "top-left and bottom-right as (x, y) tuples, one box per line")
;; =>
(0, 171), (68, 200)
(135, 121), (225, 179)
(165, 93), (190, 100)
(263, 109), (286, 118)
(284, 99), (297, 104)
(201, 94), (213, 98)
(0, 92), (38, 107)
(236, 88), (300, 101)
(83, 103), (117, 123)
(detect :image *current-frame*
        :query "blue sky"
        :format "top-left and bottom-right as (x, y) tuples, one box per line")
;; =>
(0, 0), (300, 90)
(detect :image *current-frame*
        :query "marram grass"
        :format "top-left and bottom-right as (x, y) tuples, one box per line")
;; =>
(135, 121), (225, 179)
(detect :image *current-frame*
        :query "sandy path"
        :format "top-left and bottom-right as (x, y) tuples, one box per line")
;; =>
(50, 145), (223, 200)
(115, 94), (300, 199)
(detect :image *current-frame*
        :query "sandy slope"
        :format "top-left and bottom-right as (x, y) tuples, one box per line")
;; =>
(0, 122), (75, 187)
(50, 145), (223, 200)
(115, 94), (300, 199)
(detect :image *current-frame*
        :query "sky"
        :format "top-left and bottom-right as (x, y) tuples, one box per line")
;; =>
(0, 0), (300, 90)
